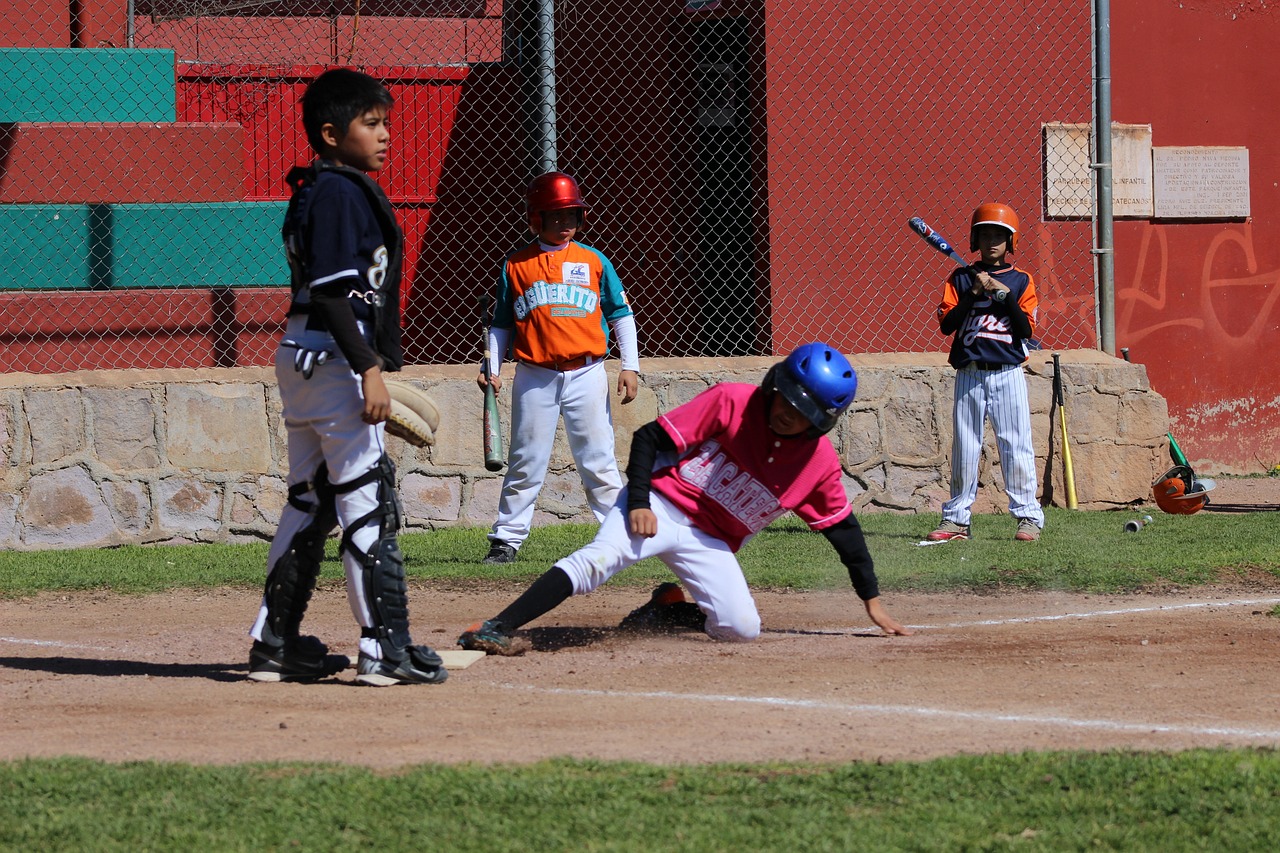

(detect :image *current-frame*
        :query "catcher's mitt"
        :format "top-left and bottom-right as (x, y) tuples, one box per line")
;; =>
(384, 379), (440, 447)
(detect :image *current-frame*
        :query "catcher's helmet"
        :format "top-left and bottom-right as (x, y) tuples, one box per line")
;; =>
(765, 342), (858, 435)
(970, 202), (1020, 252)
(1152, 465), (1211, 515)
(527, 171), (589, 232)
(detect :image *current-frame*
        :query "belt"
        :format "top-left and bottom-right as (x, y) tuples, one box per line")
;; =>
(523, 355), (599, 372)
(969, 361), (1010, 371)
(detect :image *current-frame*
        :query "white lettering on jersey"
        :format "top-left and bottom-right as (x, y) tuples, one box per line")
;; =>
(678, 440), (787, 532)
(368, 245), (388, 292)
(962, 311), (1013, 346)
(513, 279), (599, 320)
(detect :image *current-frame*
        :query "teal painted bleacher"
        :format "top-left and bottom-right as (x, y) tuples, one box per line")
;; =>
(0, 203), (288, 289)
(0, 48), (176, 122)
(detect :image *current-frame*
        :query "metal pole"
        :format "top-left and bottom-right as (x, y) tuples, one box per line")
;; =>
(1093, 0), (1115, 354)
(533, 0), (559, 174)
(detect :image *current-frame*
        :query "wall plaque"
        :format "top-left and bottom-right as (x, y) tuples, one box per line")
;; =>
(1152, 146), (1250, 219)
(1043, 123), (1153, 219)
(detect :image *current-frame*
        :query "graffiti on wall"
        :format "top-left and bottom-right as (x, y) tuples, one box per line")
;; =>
(1117, 221), (1280, 470)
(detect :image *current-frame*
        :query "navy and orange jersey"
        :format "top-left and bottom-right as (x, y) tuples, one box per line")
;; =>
(491, 240), (633, 367)
(937, 264), (1039, 368)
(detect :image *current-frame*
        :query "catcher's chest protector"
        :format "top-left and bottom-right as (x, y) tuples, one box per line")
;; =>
(284, 162), (405, 371)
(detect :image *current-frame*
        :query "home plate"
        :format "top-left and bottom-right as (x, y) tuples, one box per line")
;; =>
(439, 650), (486, 669)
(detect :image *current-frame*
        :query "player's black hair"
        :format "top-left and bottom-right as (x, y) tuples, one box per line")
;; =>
(301, 68), (394, 155)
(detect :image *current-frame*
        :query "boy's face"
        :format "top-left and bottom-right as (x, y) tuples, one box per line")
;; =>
(322, 105), (391, 172)
(974, 225), (1011, 264)
(768, 394), (811, 436)
(535, 207), (582, 245)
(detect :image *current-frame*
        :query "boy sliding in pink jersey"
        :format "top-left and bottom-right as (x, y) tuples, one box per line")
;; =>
(458, 343), (913, 655)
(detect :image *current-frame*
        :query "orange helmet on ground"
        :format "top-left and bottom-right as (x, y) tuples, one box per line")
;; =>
(526, 171), (589, 232)
(970, 203), (1020, 252)
(1152, 465), (1211, 515)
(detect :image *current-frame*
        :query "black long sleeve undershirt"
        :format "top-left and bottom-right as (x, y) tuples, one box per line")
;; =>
(625, 420), (676, 511)
(821, 514), (880, 601)
(308, 286), (381, 375)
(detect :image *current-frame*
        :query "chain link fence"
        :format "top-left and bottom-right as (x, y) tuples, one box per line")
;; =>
(2, 0), (1097, 372)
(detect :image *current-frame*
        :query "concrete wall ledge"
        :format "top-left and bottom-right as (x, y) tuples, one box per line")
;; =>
(0, 351), (1167, 550)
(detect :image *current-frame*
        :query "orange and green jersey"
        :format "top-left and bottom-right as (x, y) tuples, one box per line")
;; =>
(491, 240), (633, 367)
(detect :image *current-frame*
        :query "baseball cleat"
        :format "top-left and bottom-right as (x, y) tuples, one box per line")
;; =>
(457, 619), (531, 656)
(619, 583), (707, 632)
(926, 521), (970, 542)
(482, 541), (518, 564)
(355, 646), (449, 686)
(248, 635), (349, 683)
(1014, 518), (1042, 541)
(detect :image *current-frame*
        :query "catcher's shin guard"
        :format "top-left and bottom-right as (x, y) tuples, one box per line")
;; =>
(336, 456), (416, 659)
(260, 467), (337, 645)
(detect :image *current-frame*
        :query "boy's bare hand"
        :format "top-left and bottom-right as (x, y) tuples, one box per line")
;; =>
(976, 272), (1010, 300)
(477, 371), (502, 395)
(628, 507), (657, 537)
(362, 366), (392, 424)
(618, 369), (639, 404)
(864, 596), (914, 636)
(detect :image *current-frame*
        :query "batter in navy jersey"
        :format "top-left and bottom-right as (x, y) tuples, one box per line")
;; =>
(458, 343), (913, 656)
(246, 68), (448, 686)
(927, 203), (1045, 543)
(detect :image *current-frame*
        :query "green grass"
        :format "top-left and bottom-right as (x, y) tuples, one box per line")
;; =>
(2, 505), (1277, 599)
(4, 506), (1280, 849)
(3, 751), (1280, 851)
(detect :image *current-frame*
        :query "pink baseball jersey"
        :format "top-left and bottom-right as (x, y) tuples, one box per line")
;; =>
(651, 383), (851, 552)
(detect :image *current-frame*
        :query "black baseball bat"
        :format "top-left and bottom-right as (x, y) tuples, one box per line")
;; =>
(907, 216), (969, 267)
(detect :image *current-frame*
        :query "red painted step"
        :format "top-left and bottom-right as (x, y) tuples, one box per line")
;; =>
(0, 122), (245, 203)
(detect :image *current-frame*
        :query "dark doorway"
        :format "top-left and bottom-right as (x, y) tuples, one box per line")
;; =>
(688, 16), (768, 356)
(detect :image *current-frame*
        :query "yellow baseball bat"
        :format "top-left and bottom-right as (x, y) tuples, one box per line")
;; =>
(1053, 353), (1078, 509)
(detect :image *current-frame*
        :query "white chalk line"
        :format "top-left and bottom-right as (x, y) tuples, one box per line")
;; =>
(4, 596), (1278, 653)
(0, 636), (116, 652)
(910, 596), (1280, 631)
(766, 596), (1280, 635)
(505, 685), (1280, 742)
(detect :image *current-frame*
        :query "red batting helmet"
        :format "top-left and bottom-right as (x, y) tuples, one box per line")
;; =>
(527, 171), (589, 232)
(970, 203), (1020, 252)
(1152, 465), (1210, 515)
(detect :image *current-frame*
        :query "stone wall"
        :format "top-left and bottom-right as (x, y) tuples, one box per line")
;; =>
(0, 351), (1168, 550)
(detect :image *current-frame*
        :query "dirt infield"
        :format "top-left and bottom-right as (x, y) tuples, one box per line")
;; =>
(3, 581), (1279, 767)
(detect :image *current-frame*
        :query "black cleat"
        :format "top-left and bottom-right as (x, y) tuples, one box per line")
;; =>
(619, 583), (707, 633)
(355, 645), (449, 686)
(248, 635), (349, 683)
(482, 541), (518, 564)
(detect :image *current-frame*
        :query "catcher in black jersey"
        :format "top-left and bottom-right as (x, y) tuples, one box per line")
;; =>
(247, 69), (448, 687)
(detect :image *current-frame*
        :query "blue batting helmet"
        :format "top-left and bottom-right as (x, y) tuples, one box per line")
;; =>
(770, 342), (858, 434)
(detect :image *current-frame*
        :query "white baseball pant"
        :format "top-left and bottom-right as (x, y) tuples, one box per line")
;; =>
(251, 336), (389, 658)
(555, 489), (762, 642)
(490, 360), (622, 548)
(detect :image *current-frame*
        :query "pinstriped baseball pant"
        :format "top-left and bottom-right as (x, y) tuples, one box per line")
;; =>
(941, 363), (1045, 528)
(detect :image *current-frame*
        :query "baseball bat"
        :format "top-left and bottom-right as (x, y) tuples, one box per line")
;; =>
(1053, 353), (1078, 509)
(480, 295), (505, 472)
(907, 216), (970, 267)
